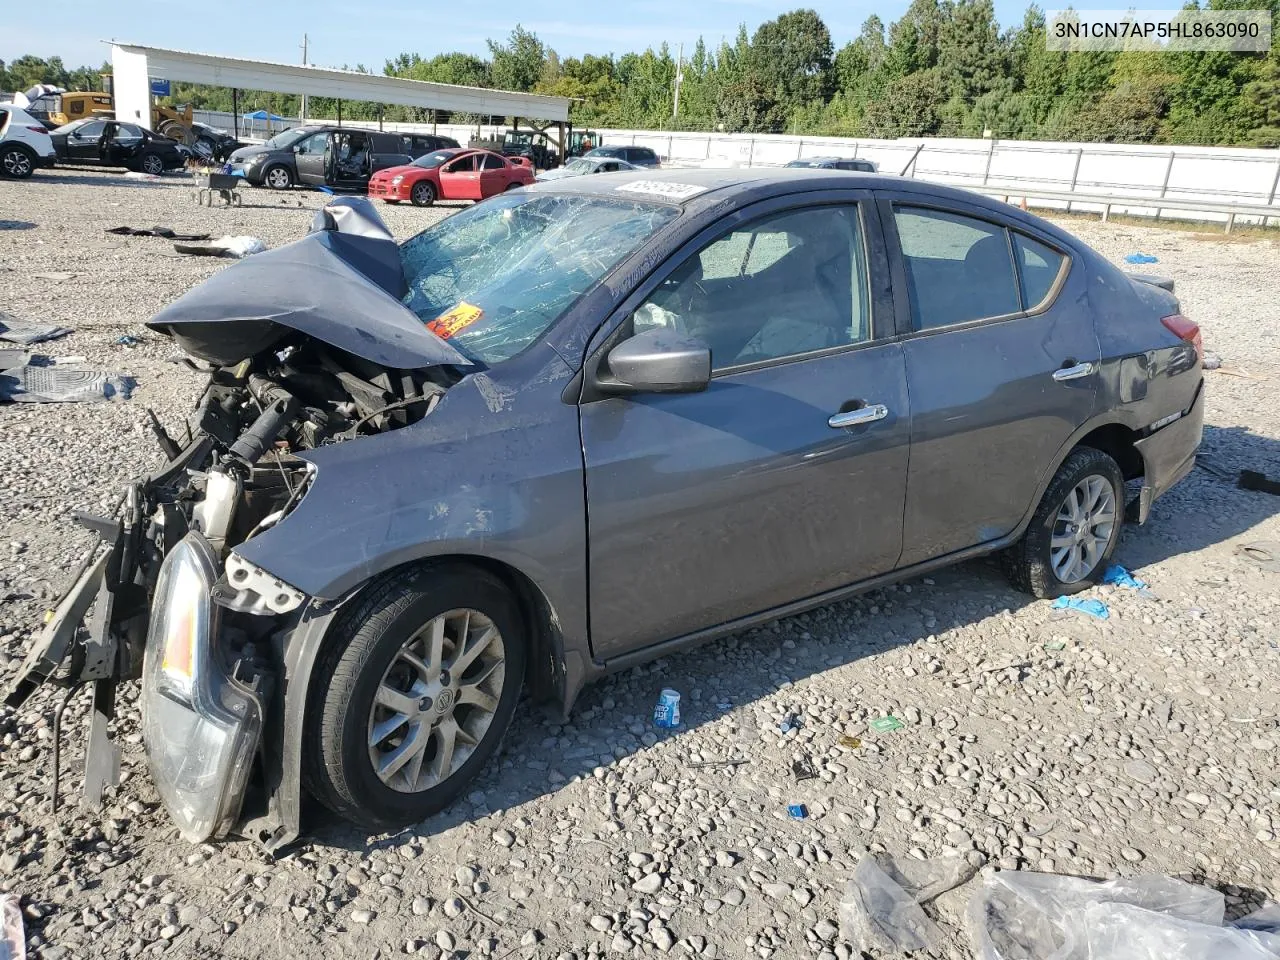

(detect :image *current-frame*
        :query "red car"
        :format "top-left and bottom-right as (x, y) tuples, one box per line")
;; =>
(368, 148), (534, 206)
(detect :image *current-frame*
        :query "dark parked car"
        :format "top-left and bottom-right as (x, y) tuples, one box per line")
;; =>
(786, 156), (878, 172)
(5, 172), (1203, 849)
(583, 144), (661, 167)
(49, 118), (188, 174)
(227, 126), (457, 189)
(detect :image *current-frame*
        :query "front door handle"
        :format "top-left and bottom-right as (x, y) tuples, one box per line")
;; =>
(828, 404), (889, 429)
(1053, 361), (1095, 381)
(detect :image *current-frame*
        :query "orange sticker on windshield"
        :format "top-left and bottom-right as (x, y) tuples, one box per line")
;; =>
(428, 302), (483, 339)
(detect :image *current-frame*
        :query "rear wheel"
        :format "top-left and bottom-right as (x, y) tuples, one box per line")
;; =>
(263, 164), (293, 190)
(304, 565), (526, 831)
(139, 152), (165, 176)
(1004, 447), (1124, 598)
(410, 181), (436, 207)
(0, 143), (36, 179)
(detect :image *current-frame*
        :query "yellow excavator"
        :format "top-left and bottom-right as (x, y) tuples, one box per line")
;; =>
(20, 76), (195, 143)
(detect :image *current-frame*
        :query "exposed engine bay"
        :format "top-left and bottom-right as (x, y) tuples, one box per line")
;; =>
(1, 197), (468, 845)
(158, 339), (455, 596)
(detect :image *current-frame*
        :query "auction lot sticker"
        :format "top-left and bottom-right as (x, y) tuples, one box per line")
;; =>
(429, 302), (484, 339)
(616, 181), (707, 201)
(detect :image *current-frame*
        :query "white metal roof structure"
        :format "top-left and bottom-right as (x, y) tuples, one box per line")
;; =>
(108, 42), (569, 131)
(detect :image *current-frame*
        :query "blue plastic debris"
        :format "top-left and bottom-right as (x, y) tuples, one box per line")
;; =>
(787, 804), (808, 820)
(1102, 564), (1148, 590)
(779, 714), (801, 735)
(1124, 253), (1159, 264)
(1052, 596), (1111, 620)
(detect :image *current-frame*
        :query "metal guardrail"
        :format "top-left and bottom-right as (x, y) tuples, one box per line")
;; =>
(973, 187), (1279, 233)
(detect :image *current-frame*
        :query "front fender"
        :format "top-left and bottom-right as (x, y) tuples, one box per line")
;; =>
(233, 347), (588, 644)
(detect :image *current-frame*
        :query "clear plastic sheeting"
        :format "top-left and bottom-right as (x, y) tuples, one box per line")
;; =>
(969, 871), (1280, 960)
(839, 854), (980, 954)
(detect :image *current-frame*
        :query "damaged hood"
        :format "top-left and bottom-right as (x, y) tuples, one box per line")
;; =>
(147, 200), (472, 370)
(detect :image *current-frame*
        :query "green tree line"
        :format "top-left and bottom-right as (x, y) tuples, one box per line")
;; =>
(5, 0), (1279, 147)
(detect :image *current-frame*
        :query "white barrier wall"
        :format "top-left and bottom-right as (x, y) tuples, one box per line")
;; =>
(194, 110), (1280, 223)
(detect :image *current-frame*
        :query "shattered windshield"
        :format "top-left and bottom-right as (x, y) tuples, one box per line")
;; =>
(399, 193), (678, 364)
(411, 150), (457, 169)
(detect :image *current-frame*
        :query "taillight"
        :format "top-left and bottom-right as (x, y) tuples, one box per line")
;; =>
(1161, 313), (1202, 361)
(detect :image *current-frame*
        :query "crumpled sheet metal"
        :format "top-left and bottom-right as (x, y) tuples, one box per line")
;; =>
(147, 198), (467, 370)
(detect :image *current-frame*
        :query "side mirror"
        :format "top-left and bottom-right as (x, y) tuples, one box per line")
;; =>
(601, 327), (711, 395)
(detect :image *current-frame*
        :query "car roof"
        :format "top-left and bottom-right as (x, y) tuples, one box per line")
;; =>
(520, 167), (1077, 240)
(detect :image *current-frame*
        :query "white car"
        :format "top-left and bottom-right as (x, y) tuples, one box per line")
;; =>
(535, 155), (640, 182)
(0, 103), (56, 179)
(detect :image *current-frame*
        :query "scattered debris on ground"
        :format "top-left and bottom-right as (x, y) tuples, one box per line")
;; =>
(172, 235), (267, 258)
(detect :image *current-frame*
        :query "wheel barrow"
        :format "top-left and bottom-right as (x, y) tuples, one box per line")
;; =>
(194, 172), (243, 207)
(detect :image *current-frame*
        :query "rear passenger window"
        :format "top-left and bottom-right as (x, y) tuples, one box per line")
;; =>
(1013, 233), (1066, 309)
(893, 206), (1020, 330)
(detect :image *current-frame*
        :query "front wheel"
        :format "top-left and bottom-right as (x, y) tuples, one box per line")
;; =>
(263, 165), (293, 190)
(303, 565), (526, 831)
(410, 180), (436, 206)
(139, 152), (165, 176)
(1003, 446), (1124, 598)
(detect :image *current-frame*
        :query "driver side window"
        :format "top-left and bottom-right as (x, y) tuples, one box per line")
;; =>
(296, 133), (329, 156)
(632, 205), (872, 371)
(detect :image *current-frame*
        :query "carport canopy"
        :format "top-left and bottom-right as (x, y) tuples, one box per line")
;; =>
(107, 42), (570, 131)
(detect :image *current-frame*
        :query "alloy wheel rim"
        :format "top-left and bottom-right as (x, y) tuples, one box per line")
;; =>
(414, 183), (432, 203)
(3, 150), (30, 176)
(267, 168), (289, 188)
(1050, 475), (1116, 582)
(142, 155), (163, 175)
(367, 608), (505, 793)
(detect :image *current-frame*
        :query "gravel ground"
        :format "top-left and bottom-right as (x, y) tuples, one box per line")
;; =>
(1, 168), (1279, 960)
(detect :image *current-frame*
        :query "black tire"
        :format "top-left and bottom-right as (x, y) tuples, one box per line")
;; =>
(1, 143), (37, 179)
(303, 564), (526, 831)
(263, 164), (294, 190)
(383, 199), (401, 204)
(138, 152), (165, 176)
(410, 180), (436, 206)
(1003, 446), (1124, 598)
(504, 181), (523, 192)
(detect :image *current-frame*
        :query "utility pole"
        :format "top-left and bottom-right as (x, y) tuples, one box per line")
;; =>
(300, 34), (309, 122)
(672, 42), (684, 119)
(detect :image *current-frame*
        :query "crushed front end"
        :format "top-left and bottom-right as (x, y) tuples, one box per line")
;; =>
(2, 198), (464, 846)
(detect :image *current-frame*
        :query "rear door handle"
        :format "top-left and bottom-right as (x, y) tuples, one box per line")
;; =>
(1053, 362), (1095, 381)
(828, 404), (889, 429)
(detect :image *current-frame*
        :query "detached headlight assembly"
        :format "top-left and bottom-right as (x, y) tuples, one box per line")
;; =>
(141, 533), (264, 843)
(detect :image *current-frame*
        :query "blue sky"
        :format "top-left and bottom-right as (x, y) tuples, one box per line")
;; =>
(5, 0), (1119, 73)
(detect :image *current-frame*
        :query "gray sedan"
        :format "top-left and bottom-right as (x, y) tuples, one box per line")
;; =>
(6, 171), (1203, 847)
(535, 155), (640, 181)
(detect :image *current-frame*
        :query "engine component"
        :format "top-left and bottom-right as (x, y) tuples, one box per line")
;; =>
(229, 382), (299, 466)
(192, 469), (241, 553)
